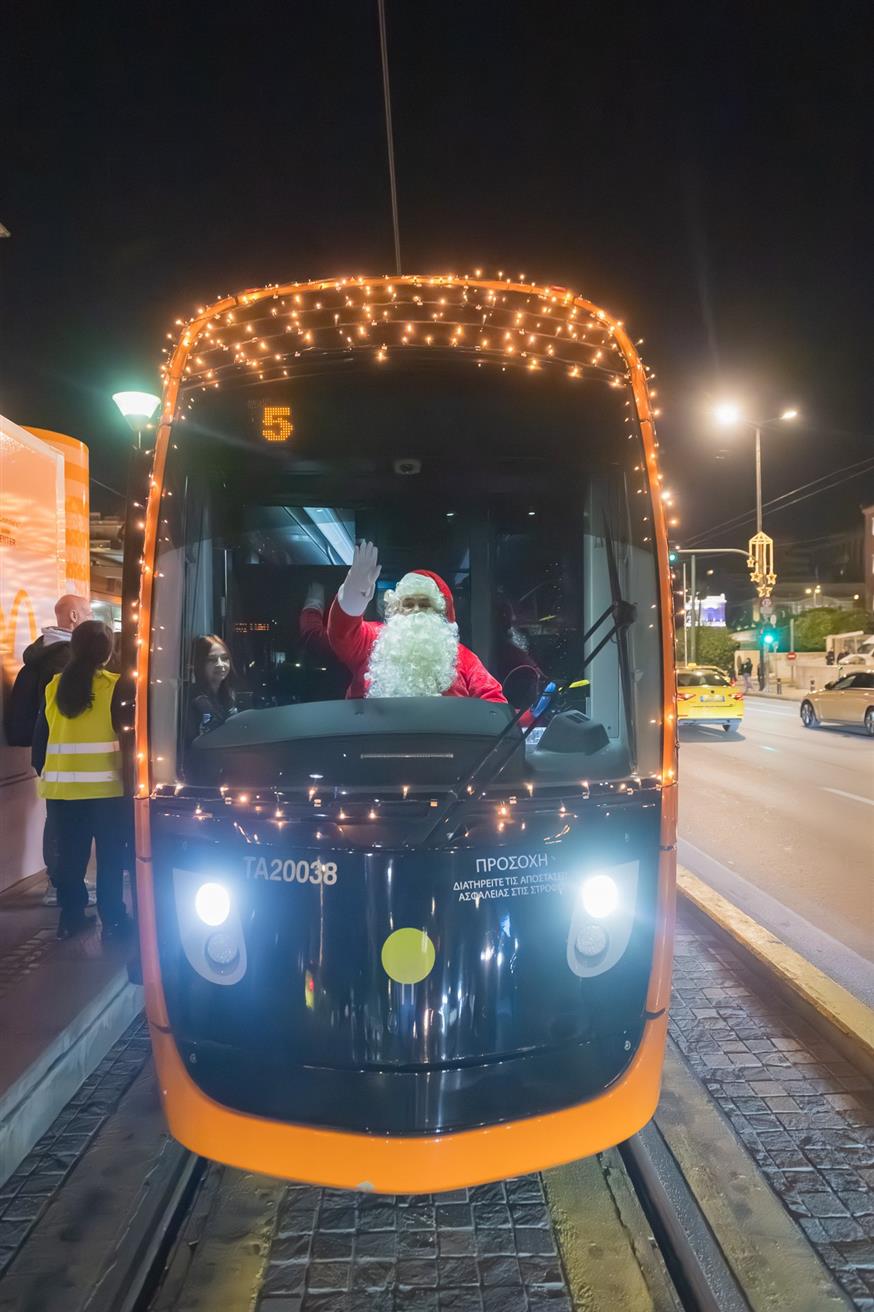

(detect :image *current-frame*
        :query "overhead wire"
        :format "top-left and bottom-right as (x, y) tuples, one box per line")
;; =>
(683, 454), (874, 546)
(377, 0), (402, 277)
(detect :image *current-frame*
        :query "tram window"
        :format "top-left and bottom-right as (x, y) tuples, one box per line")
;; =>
(149, 365), (663, 789)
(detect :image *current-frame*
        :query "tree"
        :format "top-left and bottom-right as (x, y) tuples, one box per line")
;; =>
(676, 626), (737, 672)
(792, 607), (874, 652)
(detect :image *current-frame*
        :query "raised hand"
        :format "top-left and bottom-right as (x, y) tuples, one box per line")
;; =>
(337, 541), (381, 617)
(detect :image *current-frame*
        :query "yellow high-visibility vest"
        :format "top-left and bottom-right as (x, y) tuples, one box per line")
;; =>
(39, 669), (123, 800)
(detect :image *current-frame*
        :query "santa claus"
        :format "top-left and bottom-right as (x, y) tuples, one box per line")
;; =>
(326, 542), (506, 702)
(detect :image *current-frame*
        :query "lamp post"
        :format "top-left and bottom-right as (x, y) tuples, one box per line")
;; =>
(112, 391), (161, 450)
(713, 403), (798, 620)
(713, 403), (798, 536)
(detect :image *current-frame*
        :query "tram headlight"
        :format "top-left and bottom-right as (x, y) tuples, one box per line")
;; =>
(580, 873), (619, 919)
(195, 881), (231, 927)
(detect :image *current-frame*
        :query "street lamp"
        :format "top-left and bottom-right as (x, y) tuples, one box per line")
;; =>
(712, 402), (799, 534)
(112, 391), (161, 449)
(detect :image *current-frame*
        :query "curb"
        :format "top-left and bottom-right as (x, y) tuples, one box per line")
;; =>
(676, 866), (874, 1075)
(0, 972), (144, 1189)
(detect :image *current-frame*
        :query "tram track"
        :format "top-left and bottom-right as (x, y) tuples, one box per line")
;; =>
(0, 1060), (829, 1312)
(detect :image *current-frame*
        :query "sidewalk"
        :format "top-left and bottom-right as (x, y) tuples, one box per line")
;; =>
(0, 869), (142, 1188)
(743, 685), (807, 702)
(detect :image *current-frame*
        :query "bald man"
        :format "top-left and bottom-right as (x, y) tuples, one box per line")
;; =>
(5, 595), (93, 904)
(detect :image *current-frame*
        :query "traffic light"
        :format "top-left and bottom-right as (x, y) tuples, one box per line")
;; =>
(762, 629), (778, 649)
(668, 550), (678, 564)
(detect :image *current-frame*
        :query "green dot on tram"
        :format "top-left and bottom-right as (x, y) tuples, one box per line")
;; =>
(381, 928), (436, 984)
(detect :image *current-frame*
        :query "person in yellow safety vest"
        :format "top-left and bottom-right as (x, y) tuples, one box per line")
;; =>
(36, 620), (135, 942)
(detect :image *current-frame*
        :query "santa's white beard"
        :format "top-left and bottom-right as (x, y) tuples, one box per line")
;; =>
(366, 611), (459, 698)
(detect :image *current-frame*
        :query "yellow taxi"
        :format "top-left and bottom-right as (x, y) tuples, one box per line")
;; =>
(676, 664), (744, 734)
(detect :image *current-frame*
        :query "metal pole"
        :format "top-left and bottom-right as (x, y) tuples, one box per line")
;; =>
(755, 425), (763, 534)
(682, 563), (688, 665)
(690, 553), (697, 664)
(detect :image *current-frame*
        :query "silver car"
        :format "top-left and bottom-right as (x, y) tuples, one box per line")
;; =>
(801, 671), (874, 735)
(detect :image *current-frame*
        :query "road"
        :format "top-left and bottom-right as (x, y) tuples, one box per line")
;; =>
(677, 698), (874, 999)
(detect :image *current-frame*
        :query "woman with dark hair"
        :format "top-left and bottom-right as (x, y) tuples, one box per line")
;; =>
(187, 635), (238, 743)
(37, 620), (133, 941)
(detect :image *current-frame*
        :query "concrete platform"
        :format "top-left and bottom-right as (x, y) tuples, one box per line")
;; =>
(0, 870), (143, 1188)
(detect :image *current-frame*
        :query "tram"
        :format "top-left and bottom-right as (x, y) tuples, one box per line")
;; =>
(132, 274), (677, 1192)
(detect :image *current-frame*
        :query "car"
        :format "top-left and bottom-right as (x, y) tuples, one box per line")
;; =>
(800, 672), (874, 735)
(836, 652), (874, 669)
(676, 664), (744, 733)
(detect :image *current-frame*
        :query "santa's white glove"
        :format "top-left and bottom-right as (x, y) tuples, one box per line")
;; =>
(337, 541), (381, 617)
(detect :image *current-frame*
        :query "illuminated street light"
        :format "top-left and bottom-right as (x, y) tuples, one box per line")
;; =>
(112, 391), (161, 449)
(713, 401), (741, 427)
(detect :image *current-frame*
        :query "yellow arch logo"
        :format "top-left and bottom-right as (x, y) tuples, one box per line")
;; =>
(0, 590), (39, 665)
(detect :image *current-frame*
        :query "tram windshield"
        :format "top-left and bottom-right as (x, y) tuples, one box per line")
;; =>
(149, 362), (662, 791)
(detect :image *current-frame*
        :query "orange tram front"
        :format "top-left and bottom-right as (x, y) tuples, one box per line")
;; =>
(131, 274), (677, 1192)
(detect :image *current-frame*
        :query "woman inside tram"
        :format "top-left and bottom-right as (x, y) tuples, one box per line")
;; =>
(186, 635), (238, 743)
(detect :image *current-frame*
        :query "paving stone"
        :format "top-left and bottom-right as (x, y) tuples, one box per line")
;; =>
(349, 1293), (393, 1312)
(438, 1291), (484, 1312)
(396, 1257), (438, 1287)
(396, 1291), (438, 1312)
(478, 1255), (522, 1287)
(350, 1259), (395, 1289)
(399, 1203), (435, 1230)
(301, 1294), (353, 1312)
(438, 1229), (477, 1256)
(357, 1232), (398, 1258)
(508, 1202), (549, 1227)
(438, 1202), (474, 1228)
(437, 1256), (480, 1286)
(475, 1229), (519, 1256)
(526, 1292), (573, 1311)
(261, 1263), (308, 1296)
(273, 1233), (313, 1262)
(308, 1233), (350, 1261)
(519, 1256), (565, 1285)
(481, 1289), (528, 1312)
(504, 1178), (543, 1202)
(472, 1203), (511, 1228)
(819, 1216), (868, 1243)
(357, 1203), (397, 1231)
(306, 1261), (351, 1292)
(513, 1227), (556, 1256)
(318, 1205), (357, 1232)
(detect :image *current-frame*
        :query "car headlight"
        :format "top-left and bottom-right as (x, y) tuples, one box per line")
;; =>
(194, 881), (231, 927)
(580, 873), (619, 919)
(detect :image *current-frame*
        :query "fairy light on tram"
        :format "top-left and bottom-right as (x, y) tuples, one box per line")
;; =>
(131, 272), (677, 1193)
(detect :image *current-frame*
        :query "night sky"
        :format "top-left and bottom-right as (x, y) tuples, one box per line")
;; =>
(2, 2), (871, 589)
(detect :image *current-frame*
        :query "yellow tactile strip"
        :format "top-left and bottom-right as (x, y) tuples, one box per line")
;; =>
(677, 866), (874, 1072)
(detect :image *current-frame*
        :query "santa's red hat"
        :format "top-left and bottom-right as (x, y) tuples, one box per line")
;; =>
(390, 570), (456, 622)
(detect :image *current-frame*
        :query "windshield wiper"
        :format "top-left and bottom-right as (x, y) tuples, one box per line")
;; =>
(601, 515), (638, 761)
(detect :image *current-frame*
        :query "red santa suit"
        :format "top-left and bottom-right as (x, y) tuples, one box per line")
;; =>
(327, 569), (506, 702)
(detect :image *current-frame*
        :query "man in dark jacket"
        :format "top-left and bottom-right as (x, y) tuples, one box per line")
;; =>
(4, 595), (92, 903)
